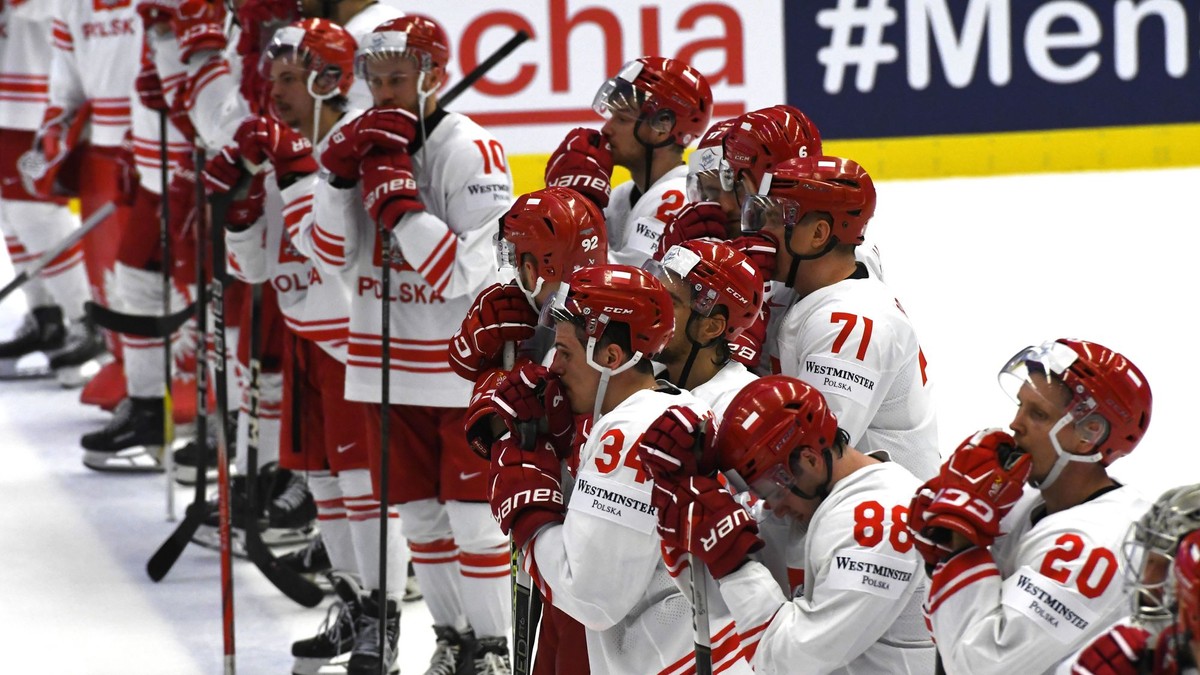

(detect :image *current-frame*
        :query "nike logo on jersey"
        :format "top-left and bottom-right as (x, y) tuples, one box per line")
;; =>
(460, 471), (482, 481)
(336, 443), (356, 454)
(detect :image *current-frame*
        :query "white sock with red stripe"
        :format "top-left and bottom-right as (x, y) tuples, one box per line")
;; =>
(447, 500), (511, 639)
(340, 468), (405, 596)
(400, 498), (466, 629)
(1, 200), (89, 319)
(307, 471), (355, 572)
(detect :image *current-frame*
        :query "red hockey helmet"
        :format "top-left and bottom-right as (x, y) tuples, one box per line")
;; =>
(716, 375), (840, 493)
(720, 105), (822, 194)
(741, 156), (876, 247)
(1175, 529), (1200, 642)
(655, 239), (763, 340)
(550, 264), (674, 360)
(687, 118), (737, 202)
(262, 18), (357, 97)
(999, 338), (1152, 467)
(593, 57), (713, 147)
(498, 187), (609, 296)
(355, 15), (451, 79)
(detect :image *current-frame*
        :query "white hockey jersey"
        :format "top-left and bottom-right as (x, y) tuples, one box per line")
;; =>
(927, 484), (1151, 675)
(48, 0), (140, 148)
(719, 458), (935, 674)
(293, 110), (510, 406)
(604, 164), (688, 268)
(775, 276), (939, 480)
(342, 3), (403, 111)
(690, 359), (757, 420)
(229, 157), (351, 361)
(0, 2), (54, 130)
(526, 386), (752, 674)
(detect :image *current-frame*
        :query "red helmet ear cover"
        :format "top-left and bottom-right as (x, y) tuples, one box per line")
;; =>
(558, 265), (675, 358)
(500, 187), (608, 282)
(1054, 338), (1152, 465)
(628, 57), (713, 147)
(716, 375), (839, 483)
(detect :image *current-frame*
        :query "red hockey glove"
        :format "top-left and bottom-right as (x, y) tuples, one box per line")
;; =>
(201, 146), (245, 194)
(544, 128), (613, 209)
(488, 433), (566, 548)
(352, 108), (419, 155)
(172, 0), (227, 64)
(656, 476), (763, 579)
(136, 62), (169, 113)
(654, 202), (729, 261)
(226, 172), (267, 233)
(449, 283), (539, 380)
(167, 77), (198, 143)
(136, 1), (177, 28)
(232, 116), (318, 184)
(922, 429), (1031, 550)
(728, 232), (779, 281)
(321, 118), (363, 185)
(1071, 624), (1151, 675)
(360, 148), (423, 229)
(908, 474), (953, 569)
(637, 405), (716, 486)
(167, 153), (198, 242)
(115, 132), (140, 207)
(465, 368), (512, 460)
(729, 306), (768, 371)
(490, 363), (574, 459)
(234, 0), (298, 58)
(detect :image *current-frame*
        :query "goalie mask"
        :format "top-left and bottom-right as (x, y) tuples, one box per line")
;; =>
(1121, 484), (1200, 631)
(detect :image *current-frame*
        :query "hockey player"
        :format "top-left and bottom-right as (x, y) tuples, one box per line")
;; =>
(740, 155), (938, 480)
(294, 15), (514, 674)
(24, 0), (144, 388)
(545, 56), (712, 268)
(0, 1), (93, 379)
(910, 338), (1153, 674)
(199, 18), (409, 674)
(1070, 483), (1200, 675)
(639, 375), (935, 673)
(486, 264), (753, 674)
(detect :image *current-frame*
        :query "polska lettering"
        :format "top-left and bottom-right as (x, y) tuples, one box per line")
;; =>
(805, 361), (876, 390)
(1015, 574), (1090, 631)
(356, 276), (445, 303)
(82, 18), (136, 38)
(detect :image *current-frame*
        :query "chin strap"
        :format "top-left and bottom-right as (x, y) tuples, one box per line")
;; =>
(781, 224), (838, 290)
(585, 335), (645, 421)
(1031, 414), (1105, 490)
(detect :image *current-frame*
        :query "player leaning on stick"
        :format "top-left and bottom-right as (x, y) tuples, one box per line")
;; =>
(909, 339), (1153, 673)
(291, 15), (515, 675)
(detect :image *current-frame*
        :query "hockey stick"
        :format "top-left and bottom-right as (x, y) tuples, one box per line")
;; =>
(161, 112), (177, 522)
(84, 299), (196, 338)
(206, 150), (239, 674)
(506, 342), (544, 675)
(0, 202), (114, 305)
(438, 30), (530, 110)
(377, 216), (394, 675)
(688, 420), (713, 675)
(241, 281), (323, 607)
(147, 162), (214, 582)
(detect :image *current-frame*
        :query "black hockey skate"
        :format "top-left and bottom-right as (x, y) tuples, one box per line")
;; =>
(269, 469), (317, 530)
(81, 397), (165, 473)
(0, 306), (64, 379)
(473, 636), (512, 675)
(291, 571), (362, 675)
(425, 625), (476, 675)
(172, 412), (235, 485)
(47, 315), (107, 387)
(348, 590), (401, 675)
(280, 534), (333, 581)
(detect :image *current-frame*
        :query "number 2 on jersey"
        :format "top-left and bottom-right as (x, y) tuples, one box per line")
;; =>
(831, 312), (873, 361)
(1039, 534), (1117, 599)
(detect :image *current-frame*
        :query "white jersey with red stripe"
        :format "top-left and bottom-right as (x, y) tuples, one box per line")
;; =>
(927, 484), (1150, 675)
(0, 3), (54, 130)
(774, 275), (939, 481)
(720, 457), (934, 674)
(172, 32), (247, 152)
(48, 0), (140, 148)
(604, 164), (688, 268)
(342, 3), (403, 111)
(130, 46), (189, 194)
(526, 386), (752, 675)
(690, 359), (758, 420)
(293, 110), (510, 406)
(230, 162), (351, 362)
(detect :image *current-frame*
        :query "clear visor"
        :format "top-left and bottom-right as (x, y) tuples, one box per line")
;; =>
(718, 158), (738, 193)
(646, 246), (721, 318)
(354, 31), (430, 80)
(493, 232), (517, 271)
(592, 76), (643, 120)
(741, 194), (802, 234)
(686, 171), (724, 203)
(998, 342), (1103, 442)
(747, 461), (797, 503)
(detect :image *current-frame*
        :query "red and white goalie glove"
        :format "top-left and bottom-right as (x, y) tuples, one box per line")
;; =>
(448, 283), (538, 380)
(653, 202), (729, 261)
(488, 433), (566, 548)
(544, 128), (613, 209)
(921, 429), (1031, 551)
(655, 475), (763, 579)
(232, 116), (318, 184)
(360, 148), (423, 229)
(1070, 623), (1152, 675)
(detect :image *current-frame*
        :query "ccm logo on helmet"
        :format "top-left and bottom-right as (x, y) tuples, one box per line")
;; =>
(603, 306), (634, 315)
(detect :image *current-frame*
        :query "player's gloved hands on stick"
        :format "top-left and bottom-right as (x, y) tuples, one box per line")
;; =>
(655, 476), (763, 579)
(544, 128), (613, 209)
(637, 405), (716, 486)
(488, 434), (566, 547)
(654, 202), (729, 261)
(232, 116), (318, 185)
(1070, 624), (1151, 675)
(360, 148), (424, 229)
(449, 283), (538, 379)
(489, 363), (575, 459)
(135, 62), (169, 113)
(465, 367), (519, 460)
